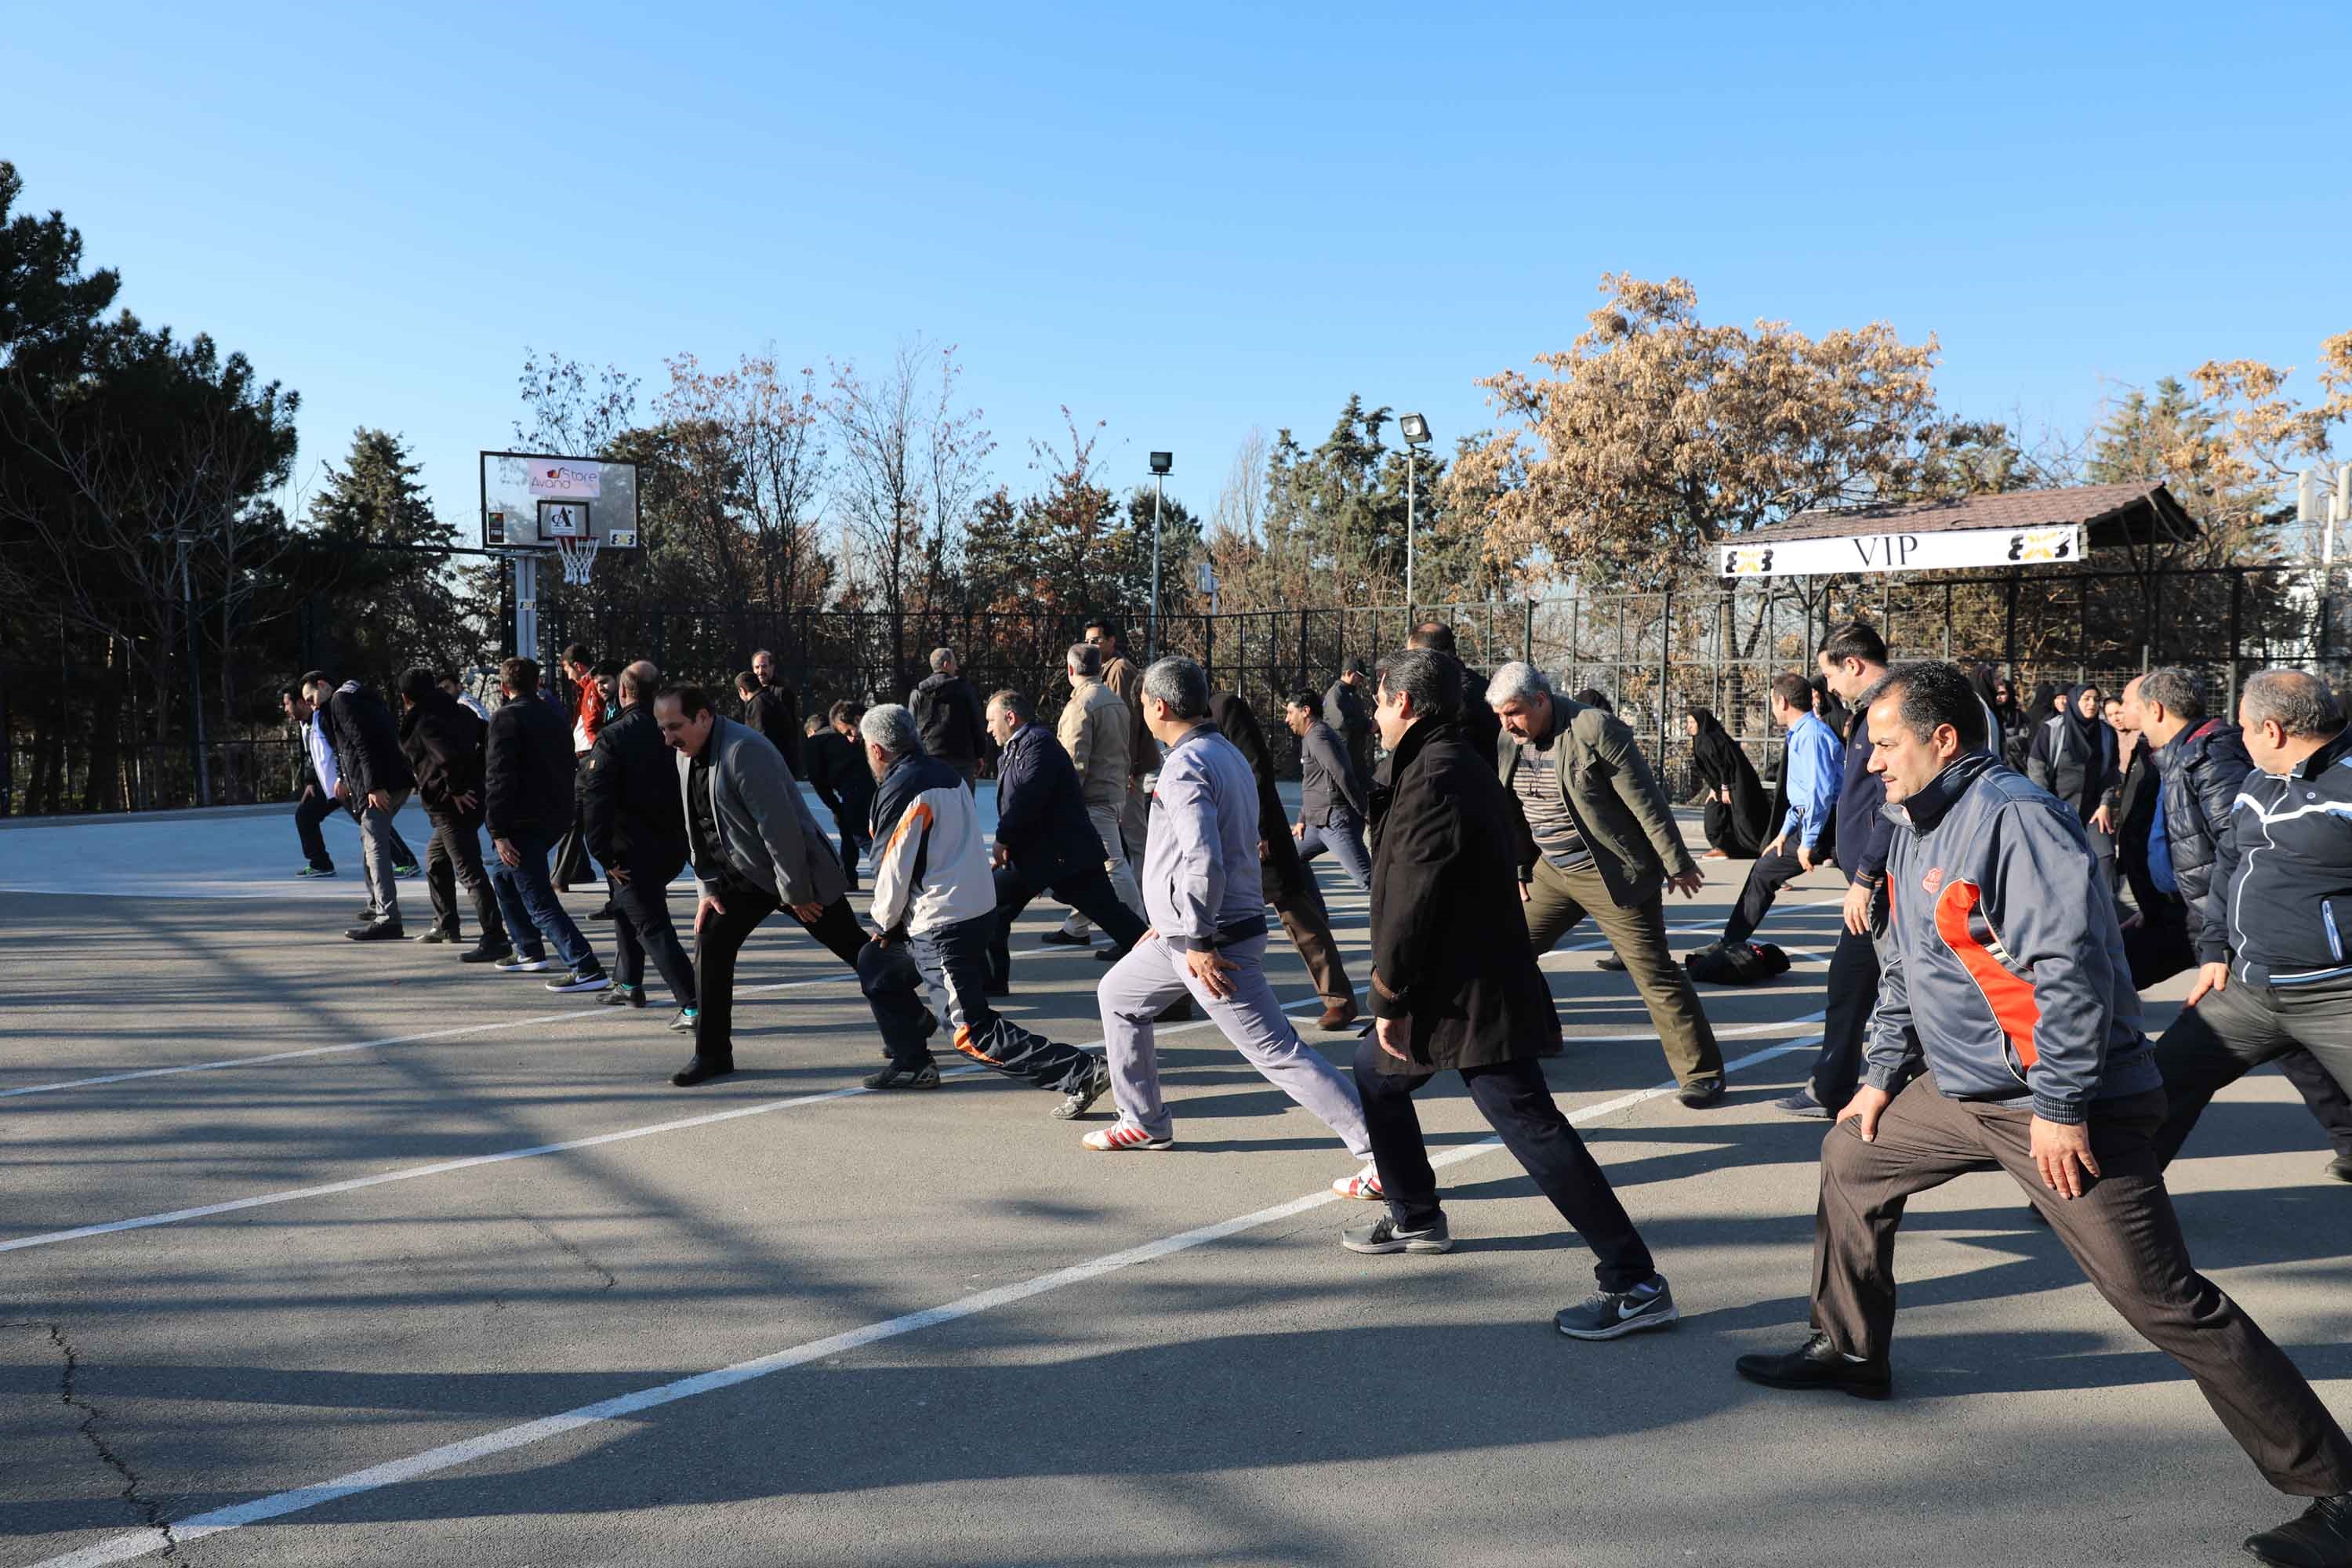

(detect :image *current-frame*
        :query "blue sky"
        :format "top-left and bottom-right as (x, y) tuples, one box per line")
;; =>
(10, 1), (2349, 536)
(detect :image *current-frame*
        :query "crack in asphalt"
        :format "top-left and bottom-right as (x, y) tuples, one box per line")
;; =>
(522, 1215), (618, 1291)
(9, 1320), (179, 1559)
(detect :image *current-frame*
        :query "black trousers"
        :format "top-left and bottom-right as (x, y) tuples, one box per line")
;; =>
(691, 884), (868, 1066)
(2124, 905), (2198, 991)
(2153, 978), (2352, 1166)
(1811, 920), (1882, 1110)
(295, 787), (338, 871)
(1352, 1037), (1657, 1294)
(611, 855), (695, 1007)
(1722, 840), (1803, 947)
(987, 860), (1149, 987)
(423, 811), (501, 939)
(553, 756), (599, 890)
(832, 805), (873, 891)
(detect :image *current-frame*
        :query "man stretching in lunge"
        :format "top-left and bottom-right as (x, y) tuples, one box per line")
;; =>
(1084, 655), (1377, 1194)
(1343, 648), (1677, 1341)
(855, 703), (1112, 1115)
(1735, 661), (2352, 1568)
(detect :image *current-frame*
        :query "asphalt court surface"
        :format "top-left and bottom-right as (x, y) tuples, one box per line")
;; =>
(3, 795), (2348, 1566)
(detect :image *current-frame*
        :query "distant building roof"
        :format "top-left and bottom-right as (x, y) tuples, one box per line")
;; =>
(1762, 481), (2196, 548)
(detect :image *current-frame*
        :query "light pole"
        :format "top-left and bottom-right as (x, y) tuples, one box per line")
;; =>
(1149, 451), (1172, 659)
(1399, 412), (1431, 615)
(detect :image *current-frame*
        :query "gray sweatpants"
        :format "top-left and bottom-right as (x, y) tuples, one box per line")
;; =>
(359, 789), (412, 923)
(1097, 933), (1370, 1156)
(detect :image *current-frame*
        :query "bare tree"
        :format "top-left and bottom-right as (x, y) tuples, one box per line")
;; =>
(829, 343), (925, 685)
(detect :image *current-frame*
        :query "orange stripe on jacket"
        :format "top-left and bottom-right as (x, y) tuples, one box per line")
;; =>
(1933, 879), (2039, 1069)
(884, 799), (934, 856)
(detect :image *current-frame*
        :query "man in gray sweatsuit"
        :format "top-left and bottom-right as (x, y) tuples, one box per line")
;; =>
(1085, 656), (1373, 1173)
(1735, 661), (2352, 1568)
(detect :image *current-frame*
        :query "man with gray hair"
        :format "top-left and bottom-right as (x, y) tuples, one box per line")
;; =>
(855, 702), (1112, 1115)
(1046, 640), (1148, 950)
(2151, 669), (2352, 1185)
(909, 646), (987, 788)
(1486, 661), (1726, 1106)
(1083, 655), (1375, 1182)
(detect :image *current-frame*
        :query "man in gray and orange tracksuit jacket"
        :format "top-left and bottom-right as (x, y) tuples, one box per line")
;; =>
(1735, 660), (2352, 1566)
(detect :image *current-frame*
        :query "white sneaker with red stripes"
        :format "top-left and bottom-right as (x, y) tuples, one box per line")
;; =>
(1082, 1121), (1174, 1152)
(1331, 1164), (1384, 1200)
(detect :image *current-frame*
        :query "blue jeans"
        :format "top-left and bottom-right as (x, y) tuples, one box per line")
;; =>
(1298, 808), (1372, 892)
(486, 827), (599, 973)
(858, 911), (1096, 1093)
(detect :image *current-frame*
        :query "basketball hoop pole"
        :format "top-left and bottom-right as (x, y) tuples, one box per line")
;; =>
(514, 552), (541, 667)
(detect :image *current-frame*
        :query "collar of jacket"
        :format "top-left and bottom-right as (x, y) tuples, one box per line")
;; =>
(1165, 721), (1215, 757)
(1386, 713), (1453, 775)
(1882, 751), (1996, 836)
(2291, 725), (2352, 779)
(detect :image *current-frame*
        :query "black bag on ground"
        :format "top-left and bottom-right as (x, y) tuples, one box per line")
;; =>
(1684, 940), (1790, 985)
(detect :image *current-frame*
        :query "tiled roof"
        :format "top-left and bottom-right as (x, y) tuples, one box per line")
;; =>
(1760, 482), (2187, 542)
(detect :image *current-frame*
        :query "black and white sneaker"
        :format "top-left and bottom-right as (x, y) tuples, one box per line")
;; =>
(599, 982), (645, 1007)
(545, 967), (609, 994)
(459, 942), (514, 965)
(1037, 930), (1091, 947)
(1555, 1276), (1679, 1340)
(1341, 1215), (1454, 1254)
(494, 952), (552, 973)
(863, 1062), (942, 1091)
(1052, 1058), (1112, 1120)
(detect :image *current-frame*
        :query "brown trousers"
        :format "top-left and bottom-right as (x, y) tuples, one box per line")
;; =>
(1814, 1076), (2352, 1497)
(1272, 872), (1356, 1014)
(1523, 857), (1723, 1089)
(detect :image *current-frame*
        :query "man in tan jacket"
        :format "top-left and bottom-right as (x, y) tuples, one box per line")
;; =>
(1048, 641), (1148, 949)
(1087, 619), (1154, 873)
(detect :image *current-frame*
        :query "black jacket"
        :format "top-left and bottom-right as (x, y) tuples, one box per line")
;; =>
(326, 683), (415, 800)
(581, 705), (689, 871)
(1323, 677), (1371, 775)
(1210, 691), (1309, 905)
(1297, 718), (1366, 826)
(2114, 734), (2172, 919)
(909, 672), (986, 767)
(742, 683), (803, 775)
(802, 728), (875, 822)
(991, 720), (1105, 886)
(484, 691), (576, 841)
(2158, 718), (2256, 964)
(399, 690), (485, 819)
(1367, 717), (1562, 1073)
(2213, 725), (2352, 984)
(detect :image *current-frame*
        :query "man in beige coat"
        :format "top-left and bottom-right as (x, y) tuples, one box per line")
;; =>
(1087, 619), (1154, 873)
(1049, 641), (1149, 949)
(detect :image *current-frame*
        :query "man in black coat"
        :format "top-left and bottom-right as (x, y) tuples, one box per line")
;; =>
(909, 646), (987, 787)
(1323, 657), (1373, 782)
(804, 700), (877, 894)
(982, 688), (1148, 993)
(396, 666), (502, 949)
(312, 674), (417, 940)
(1209, 690), (1358, 1029)
(742, 648), (804, 775)
(582, 660), (695, 1017)
(480, 657), (607, 992)
(1341, 648), (1678, 1342)
(1406, 621), (1501, 763)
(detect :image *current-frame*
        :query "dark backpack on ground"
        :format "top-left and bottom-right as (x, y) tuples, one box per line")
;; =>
(1685, 940), (1790, 985)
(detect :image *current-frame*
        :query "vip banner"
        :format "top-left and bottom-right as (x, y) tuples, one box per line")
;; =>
(1718, 524), (2084, 578)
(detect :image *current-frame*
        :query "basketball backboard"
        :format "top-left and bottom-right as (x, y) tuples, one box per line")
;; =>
(478, 452), (642, 551)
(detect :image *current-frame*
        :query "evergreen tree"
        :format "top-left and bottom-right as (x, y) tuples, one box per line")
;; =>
(299, 429), (477, 690)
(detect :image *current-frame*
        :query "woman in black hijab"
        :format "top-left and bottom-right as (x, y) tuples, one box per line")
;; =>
(2027, 681), (2121, 888)
(1685, 706), (1769, 859)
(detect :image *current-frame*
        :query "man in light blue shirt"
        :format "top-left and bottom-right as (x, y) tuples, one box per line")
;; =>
(1715, 673), (1844, 949)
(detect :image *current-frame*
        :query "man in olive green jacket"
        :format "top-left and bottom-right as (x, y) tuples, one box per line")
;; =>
(1486, 662), (1726, 1107)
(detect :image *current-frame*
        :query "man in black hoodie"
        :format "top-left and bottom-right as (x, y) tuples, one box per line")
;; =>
(909, 647), (987, 787)
(582, 660), (694, 1015)
(397, 666), (501, 949)
(804, 700), (877, 893)
(311, 674), (417, 940)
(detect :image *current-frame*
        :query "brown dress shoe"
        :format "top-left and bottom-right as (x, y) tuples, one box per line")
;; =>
(1700, 848), (1730, 860)
(1316, 1005), (1359, 1030)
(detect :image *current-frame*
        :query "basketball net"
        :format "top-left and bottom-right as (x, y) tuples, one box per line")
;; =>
(554, 535), (601, 586)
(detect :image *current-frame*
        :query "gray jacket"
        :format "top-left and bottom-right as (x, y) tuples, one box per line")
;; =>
(1495, 693), (1697, 908)
(1298, 718), (1366, 826)
(676, 715), (847, 907)
(1867, 752), (2158, 1123)
(1142, 724), (1266, 953)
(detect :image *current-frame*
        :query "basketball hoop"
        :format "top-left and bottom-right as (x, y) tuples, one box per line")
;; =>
(554, 535), (601, 586)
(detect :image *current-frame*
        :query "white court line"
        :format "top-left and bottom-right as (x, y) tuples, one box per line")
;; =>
(27, 1033), (1817, 1568)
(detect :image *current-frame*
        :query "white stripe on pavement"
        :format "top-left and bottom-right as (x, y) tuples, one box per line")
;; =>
(26, 1035), (1817, 1568)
